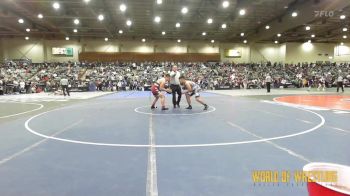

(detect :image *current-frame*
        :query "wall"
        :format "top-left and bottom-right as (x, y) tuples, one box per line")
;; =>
(0, 38), (347, 63)
(334, 43), (350, 63)
(285, 42), (336, 63)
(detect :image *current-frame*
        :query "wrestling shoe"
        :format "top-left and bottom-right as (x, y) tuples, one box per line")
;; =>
(151, 105), (156, 110)
(161, 107), (169, 110)
(186, 105), (192, 110)
(173, 105), (177, 109)
(203, 104), (208, 110)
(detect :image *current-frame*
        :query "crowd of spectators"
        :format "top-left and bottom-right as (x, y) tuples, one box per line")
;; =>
(1, 61), (349, 95)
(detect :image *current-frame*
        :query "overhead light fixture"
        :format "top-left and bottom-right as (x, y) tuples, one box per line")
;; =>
(243, 40), (247, 44)
(343, 35), (348, 39)
(37, 14), (43, 19)
(157, 0), (162, 5)
(177, 39), (181, 43)
(73, 29), (78, 33)
(142, 38), (146, 42)
(343, 27), (348, 32)
(126, 19), (132, 26)
(105, 37), (109, 41)
(18, 18), (24, 24)
(311, 34), (315, 38)
(222, 1), (229, 8)
(84, 0), (90, 3)
(118, 30), (123, 34)
(292, 12), (298, 17)
(26, 28), (30, 32)
(207, 18), (213, 24)
(340, 42), (344, 45)
(98, 14), (104, 21)
(65, 37), (70, 40)
(221, 23), (227, 29)
(74, 19), (80, 25)
(176, 22), (181, 28)
(240, 32), (245, 37)
(239, 9), (246, 16)
(265, 25), (270, 29)
(25, 36), (29, 40)
(154, 16), (161, 23)
(274, 40), (279, 44)
(211, 40), (215, 43)
(53, 2), (60, 9)
(340, 15), (346, 20)
(181, 7), (188, 14)
(305, 26), (311, 31)
(120, 4), (127, 12)
(202, 32), (206, 36)
(162, 31), (166, 35)
(277, 33), (281, 37)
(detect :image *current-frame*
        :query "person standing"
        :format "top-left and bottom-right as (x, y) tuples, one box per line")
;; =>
(337, 75), (344, 93)
(265, 74), (272, 93)
(170, 65), (182, 108)
(60, 75), (70, 96)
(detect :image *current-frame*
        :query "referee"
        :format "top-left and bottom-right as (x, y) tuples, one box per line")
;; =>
(265, 74), (272, 93)
(337, 75), (344, 93)
(60, 75), (70, 96)
(170, 65), (181, 108)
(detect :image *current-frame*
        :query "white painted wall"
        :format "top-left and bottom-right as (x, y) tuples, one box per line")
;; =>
(285, 42), (336, 63)
(0, 38), (347, 63)
(334, 43), (350, 63)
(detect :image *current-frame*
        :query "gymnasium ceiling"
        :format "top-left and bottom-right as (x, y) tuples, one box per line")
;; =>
(0, 0), (349, 44)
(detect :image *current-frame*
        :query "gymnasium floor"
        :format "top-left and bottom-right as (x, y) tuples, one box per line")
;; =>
(0, 89), (349, 196)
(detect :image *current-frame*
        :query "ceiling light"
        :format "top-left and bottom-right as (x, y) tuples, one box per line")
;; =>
(98, 14), (104, 21)
(311, 34), (315, 38)
(142, 38), (146, 42)
(126, 19), (132, 26)
(65, 37), (70, 40)
(343, 27), (348, 32)
(73, 29), (78, 33)
(74, 19), (80, 25)
(157, 0), (162, 5)
(211, 40), (215, 43)
(202, 32), (206, 36)
(26, 28), (30, 32)
(84, 0), (90, 3)
(243, 40), (247, 44)
(176, 22), (181, 28)
(154, 16), (161, 23)
(277, 33), (281, 37)
(118, 30), (123, 34)
(265, 25), (270, 29)
(274, 40), (278, 44)
(53, 2), (60, 9)
(340, 15), (346, 20)
(37, 14), (43, 19)
(239, 9), (246, 16)
(222, 1), (229, 8)
(181, 7), (188, 14)
(292, 12), (298, 17)
(240, 32), (244, 37)
(105, 37), (108, 41)
(162, 31), (166, 35)
(120, 4), (127, 12)
(340, 42), (344, 45)
(25, 37), (29, 40)
(207, 18), (213, 24)
(221, 23), (227, 29)
(177, 39), (181, 43)
(343, 35), (348, 39)
(305, 26), (311, 31)
(18, 18), (24, 24)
